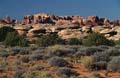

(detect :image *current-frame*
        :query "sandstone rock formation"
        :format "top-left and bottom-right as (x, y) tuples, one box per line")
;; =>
(0, 13), (120, 41)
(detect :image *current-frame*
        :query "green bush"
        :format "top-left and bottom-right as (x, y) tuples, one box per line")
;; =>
(4, 32), (28, 47)
(107, 56), (120, 72)
(83, 32), (114, 46)
(67, 38), (82, 45)
(0, 26), (15, 41)
(36, 33), (64, 47)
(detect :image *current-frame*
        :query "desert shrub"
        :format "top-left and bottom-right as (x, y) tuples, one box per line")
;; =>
(30, 53), (45, 61)
(91, 61), (107, 70)
(105, 48), (120, 56)
(46, 45), (75, 57)
(92, 72), (100, 78)
(107, 56), (120, 72)
(0, 59), (8, 67)
(80, 56), (93, 69)
(83, 32), (114, 46)
(31, 48), (45, 54)
(0, 66), (6, 73)
(73, 52), (83, 63)
(23, 71), (38, 78)
(92, 52), (110, 62)
(4, 32), (28, 47)
(36, 33), (64, 47)
(32, 64), (45, 71)
(0, 51), (10, 58)
(77, 47), (103, 56)
(57, 67), (79, 77)
(97, 45), (110, 50)
(14, 69), (25, 78)
(10, 47), (29, 55)
(0, 59), (8, 72)
(19, 56), (30, 63)
(12, 59), (21, 67)
(28, 44), (39, 51)
(67, 38), (82, 45)
(30, 49), (46, 61)
(40, 71), (52, 78)
(48, 56), (69, 67)
(114, 45), (120, 49)
(0, 26), (15, 41)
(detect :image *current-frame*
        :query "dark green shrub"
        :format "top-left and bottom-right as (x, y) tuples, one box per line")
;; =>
(83, 32), (114, 46)
(0, 26), (15, 41)
(48, 56), (69, 67)
(107, 56), (120, 72)
(4, 32), (28, 47)
(36, 33), (64, 47)
(67, 38), (82, 45)
(57, 67), (79, 77)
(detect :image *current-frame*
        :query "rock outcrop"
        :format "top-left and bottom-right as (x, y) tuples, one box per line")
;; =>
(0, 13), (120, 41)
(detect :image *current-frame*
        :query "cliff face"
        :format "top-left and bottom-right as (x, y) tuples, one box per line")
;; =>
(0, 13), (120, 41)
